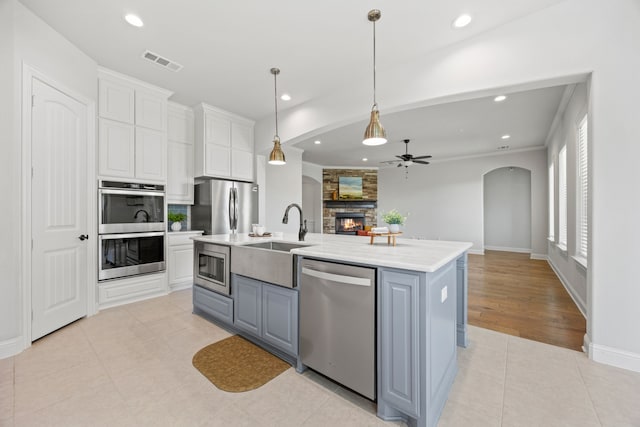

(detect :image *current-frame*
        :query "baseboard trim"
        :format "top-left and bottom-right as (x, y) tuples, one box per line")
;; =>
(0, 336), (23, 359)
(547, 258), (587, 318)
(590, 342), (640, 373)
(530, 253), (548, 260)
(484, 245), (531, 253)
(468, 248), (484, 255)
(169, 282), (193, 292)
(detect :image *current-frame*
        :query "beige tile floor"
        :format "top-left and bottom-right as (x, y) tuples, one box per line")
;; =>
(1, 289), (639, 426)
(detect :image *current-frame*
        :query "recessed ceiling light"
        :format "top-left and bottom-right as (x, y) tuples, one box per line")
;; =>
(362, 158), (368, 162)
(452, 14), (472, 28)
(494, 95), (507, 102)
(314, 140), (321, 145)
(124, 14), (144, 27)
(280, 94), (291, 101)
(501, 134), (511, 140)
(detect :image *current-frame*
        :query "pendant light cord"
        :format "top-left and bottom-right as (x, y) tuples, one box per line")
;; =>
(273, 70), (279, 137)
(372, 18), (377, 108)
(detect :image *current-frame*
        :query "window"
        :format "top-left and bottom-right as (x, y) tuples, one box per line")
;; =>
(576, 115), (588, 260)
(548, 163), (554, 240)
(558, 146), (567, 249)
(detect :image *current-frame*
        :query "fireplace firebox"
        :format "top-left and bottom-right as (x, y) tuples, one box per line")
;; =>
(335, 212), (365, 235)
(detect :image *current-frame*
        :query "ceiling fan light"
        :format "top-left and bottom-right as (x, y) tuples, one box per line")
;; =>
(268, 136), (286, 165)
(363, 109), (387, 146)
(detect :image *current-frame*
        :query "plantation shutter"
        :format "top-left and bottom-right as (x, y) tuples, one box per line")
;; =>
(549, 163), (555, 239)
(558, 146), (567, 248)
(577, 115), (588, 258)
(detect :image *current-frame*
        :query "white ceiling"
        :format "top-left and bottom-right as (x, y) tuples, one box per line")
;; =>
(19, 0), (567, 166)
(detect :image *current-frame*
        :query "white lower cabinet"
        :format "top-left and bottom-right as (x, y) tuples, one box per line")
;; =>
(168, 231), (203, 290)
(98, 272), (167, 309)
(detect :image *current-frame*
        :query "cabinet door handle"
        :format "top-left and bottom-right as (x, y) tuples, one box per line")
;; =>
(78, 234), (89, 241)
(301, 267), (371, 287)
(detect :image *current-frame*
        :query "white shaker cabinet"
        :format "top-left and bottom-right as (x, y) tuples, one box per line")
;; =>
(167, 102), (195, 204)
(194, 103), (255, 182)
(135, 127), (166, 181)
(98, 67), (172, 183)
(167, 231), (203, 291)
(98, 118), (135, 178)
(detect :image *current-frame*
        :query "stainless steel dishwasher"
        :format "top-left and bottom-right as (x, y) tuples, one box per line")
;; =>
(299, 258), (376, 400)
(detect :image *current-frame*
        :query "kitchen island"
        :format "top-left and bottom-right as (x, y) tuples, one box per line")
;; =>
(191, 233), (471, 427)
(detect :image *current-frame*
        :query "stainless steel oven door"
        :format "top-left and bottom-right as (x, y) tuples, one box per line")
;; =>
(99, 232), (166, 281)
(194, 243), (230, 295)
(99, 188), (165, 234)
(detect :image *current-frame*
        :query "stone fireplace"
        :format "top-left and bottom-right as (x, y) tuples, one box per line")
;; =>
(323, 169), (377, 234)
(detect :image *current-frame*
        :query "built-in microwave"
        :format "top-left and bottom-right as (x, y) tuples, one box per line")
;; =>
(98, 180), (165, 234)
(99, 232), (165, 281)
(194, 242), (230, 295)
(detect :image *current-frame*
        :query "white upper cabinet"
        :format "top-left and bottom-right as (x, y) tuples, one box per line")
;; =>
(99, 79), (134, 124)
(167, 102), (195, 204)
(135, 127), (166, 181)
(194, 103), (255, 182)
(98, 118), (135, 178)
(135, 89), (166, 131)
(97, 67), (172, 183)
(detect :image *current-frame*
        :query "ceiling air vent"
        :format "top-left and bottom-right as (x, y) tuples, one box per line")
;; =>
(141, 50), (183, 72)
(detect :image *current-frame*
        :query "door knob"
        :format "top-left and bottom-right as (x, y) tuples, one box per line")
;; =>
(78, 234), (89, 241)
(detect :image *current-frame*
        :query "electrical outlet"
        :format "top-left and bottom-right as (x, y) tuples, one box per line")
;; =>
(441, 286), (448, 303)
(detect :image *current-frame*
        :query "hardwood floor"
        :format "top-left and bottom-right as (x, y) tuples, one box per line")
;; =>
(467, 250), (586, 351)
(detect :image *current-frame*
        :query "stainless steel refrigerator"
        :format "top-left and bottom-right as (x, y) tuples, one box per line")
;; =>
(192, 179), (259, 235)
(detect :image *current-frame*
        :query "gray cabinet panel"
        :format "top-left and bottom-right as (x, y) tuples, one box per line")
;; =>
(379, 269), (420, 418)
(456, 254), (469, 347)
(262, 283), (298, 356)
(193, 285), (233, 325)
(233, 275), (262, 336)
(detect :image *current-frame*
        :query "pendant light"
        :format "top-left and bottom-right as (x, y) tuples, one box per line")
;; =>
(363, 9), (387, 146)
(268, 67), (286, 165)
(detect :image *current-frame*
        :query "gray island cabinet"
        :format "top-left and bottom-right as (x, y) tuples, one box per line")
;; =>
(191, 233), (471, 427)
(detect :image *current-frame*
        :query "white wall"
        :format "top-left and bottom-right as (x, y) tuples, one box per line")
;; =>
(264, 147), (303, 234)
(379, 149), (546, 255)
(255, 0), (640, 370)
(0, 0), (20, 353)
(302, 161), (324, 233)
(0, 0), (98, 357)
(302, 176), (321, 233)
(484, 167), (532, 252)
(547, 82), (588, 315)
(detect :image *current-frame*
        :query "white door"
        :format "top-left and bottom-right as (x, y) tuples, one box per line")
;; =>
(31, 78), (88, 340)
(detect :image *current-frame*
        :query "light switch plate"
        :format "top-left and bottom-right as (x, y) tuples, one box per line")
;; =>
(441, 286), (448, 303)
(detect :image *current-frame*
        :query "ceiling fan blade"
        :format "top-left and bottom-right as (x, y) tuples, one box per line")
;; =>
(412, 155), (432, 160)
(380, 160), (401, 164)
(413, 160), (430, 165)
(395, 155), (406, 160)
(397, 163), (403, 167)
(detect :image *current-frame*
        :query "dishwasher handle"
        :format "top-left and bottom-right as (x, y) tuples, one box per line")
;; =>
(301, 267), (372, 287)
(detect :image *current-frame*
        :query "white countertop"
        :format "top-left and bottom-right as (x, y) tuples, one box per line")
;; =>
(192, 233), (472, 273)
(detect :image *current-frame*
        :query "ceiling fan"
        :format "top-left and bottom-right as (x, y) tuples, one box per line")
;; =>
(381, 139), (432, 167)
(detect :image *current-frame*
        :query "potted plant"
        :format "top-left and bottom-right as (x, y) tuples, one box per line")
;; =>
(168, 212), (187, 231)
(381, 209), (406, 233)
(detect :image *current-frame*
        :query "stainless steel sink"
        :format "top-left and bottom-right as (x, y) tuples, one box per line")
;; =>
(230, 241), (312, 288)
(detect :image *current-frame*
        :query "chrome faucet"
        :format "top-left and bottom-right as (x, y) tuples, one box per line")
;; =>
(134, 209), (150, 222)
(282, 203), (308, 241)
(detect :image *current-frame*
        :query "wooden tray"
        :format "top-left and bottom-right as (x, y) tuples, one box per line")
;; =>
(368, 231), (402, 246)
(248, 232), (272, 237)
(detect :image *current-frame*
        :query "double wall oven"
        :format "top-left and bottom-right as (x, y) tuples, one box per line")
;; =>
(98, 180), (166, 281)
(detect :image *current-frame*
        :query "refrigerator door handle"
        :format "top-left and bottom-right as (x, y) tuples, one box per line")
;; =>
(228, 188), (234, 231)
(233, 188), (239, 230)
